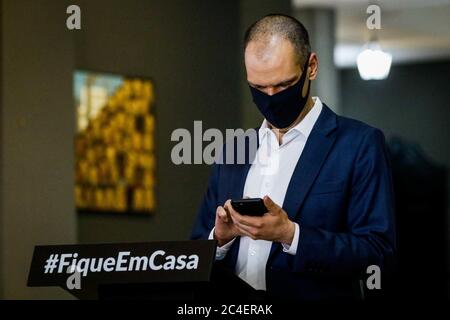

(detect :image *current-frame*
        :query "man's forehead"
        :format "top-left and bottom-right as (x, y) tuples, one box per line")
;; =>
(245, 40), (298, 69)
(245, 38), (296, 61)
(245, 39), (300, 86)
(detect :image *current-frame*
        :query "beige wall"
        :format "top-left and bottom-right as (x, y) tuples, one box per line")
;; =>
(74, 0), (241, 244)
(0, 0), (76, 299)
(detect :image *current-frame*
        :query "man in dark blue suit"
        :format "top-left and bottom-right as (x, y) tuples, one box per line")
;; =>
(191, 14), (396, 300)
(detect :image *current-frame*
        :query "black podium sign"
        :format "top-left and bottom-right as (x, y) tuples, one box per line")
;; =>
(27, 240), (217, 299)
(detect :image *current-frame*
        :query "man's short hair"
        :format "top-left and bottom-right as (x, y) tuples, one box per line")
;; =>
(244, 14), (311, 65)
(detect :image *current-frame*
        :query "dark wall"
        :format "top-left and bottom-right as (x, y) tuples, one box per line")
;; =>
(75, 0), (241, 243)
(341, 60), (449, 219)
(340, 60), (450, 296)
(340, 60), (450, 169)
(0, 0), (3, 298)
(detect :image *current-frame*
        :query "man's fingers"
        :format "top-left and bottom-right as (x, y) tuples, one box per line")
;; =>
(233, 222), (251, 236)
(234, 223), (258, 240)
(235, 222), (254, 234)
(216, 206), (229, 223)
(223, 200), (233, 212)
(224, 200), (237, 221)
(229, 210), (264, 228)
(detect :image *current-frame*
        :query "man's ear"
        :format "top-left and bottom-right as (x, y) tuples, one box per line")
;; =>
(308, 52), (319, 80)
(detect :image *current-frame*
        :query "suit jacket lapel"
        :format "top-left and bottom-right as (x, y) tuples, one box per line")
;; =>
(269, 104), (338, 259)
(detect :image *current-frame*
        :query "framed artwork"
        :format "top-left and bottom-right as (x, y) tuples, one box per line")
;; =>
(74, 70), (156, 215)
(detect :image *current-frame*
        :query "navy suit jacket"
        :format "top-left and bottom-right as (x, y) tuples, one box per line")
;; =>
(191, 104), (396, 300)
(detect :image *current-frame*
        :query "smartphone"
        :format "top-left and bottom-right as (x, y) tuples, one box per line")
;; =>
(231, 198), (268, 216)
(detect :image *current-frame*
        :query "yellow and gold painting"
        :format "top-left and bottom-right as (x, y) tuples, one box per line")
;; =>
(74, 71), (156, 215)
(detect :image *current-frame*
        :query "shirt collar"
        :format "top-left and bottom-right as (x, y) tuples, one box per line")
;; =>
(258, 96), (323, 143)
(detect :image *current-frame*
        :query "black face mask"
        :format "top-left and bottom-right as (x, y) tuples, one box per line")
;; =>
(249, 55), (310, 129)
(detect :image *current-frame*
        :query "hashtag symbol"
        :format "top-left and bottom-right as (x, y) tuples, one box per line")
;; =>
(44, 254), (59, 274)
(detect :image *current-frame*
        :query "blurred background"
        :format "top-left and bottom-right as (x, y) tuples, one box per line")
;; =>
(0, 0), (448, 299)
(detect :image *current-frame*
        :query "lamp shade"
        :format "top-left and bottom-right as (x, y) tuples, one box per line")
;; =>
(357, 46), (392, 80)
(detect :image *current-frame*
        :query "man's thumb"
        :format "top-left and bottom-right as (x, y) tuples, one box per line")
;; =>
(263, 195), (278, 212)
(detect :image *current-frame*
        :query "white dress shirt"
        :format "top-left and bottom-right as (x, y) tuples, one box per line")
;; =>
(209, 97), (323, 290)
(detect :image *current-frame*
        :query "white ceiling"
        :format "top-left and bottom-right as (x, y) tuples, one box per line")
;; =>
(293, 0), (450, 67)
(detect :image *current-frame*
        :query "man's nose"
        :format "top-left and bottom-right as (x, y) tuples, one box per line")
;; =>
(266, 87), (281, 96)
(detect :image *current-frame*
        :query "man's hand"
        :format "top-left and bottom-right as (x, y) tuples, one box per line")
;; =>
(213, 204), (240, 247)
(225, 196), (295, 245)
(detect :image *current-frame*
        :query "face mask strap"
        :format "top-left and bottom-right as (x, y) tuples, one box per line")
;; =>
(299, 53), (311, 83)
